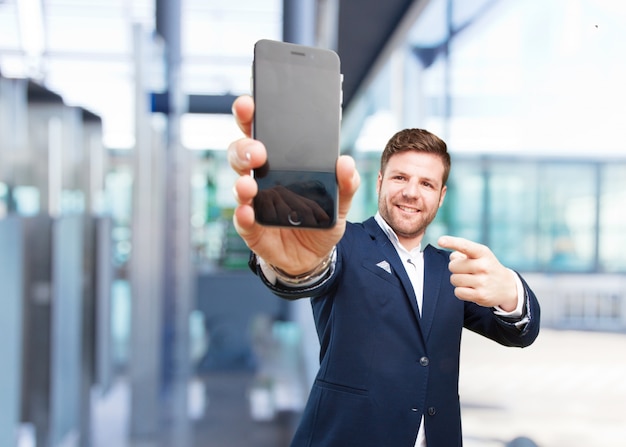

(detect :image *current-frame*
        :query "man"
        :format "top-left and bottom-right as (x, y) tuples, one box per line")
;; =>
(228, 95), (540, 447)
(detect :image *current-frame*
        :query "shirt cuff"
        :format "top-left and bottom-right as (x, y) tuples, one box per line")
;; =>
(493, 269), (525, 318)
(258, 250), (337, 288)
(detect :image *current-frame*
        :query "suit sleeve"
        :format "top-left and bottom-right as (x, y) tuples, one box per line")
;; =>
(465, 273), (540, 347)
(496, 273), (540, 340)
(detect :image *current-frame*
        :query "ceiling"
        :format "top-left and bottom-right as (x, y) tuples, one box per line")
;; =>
(0, 0), (423, 148)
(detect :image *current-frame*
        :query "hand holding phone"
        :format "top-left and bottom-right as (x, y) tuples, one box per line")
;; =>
(229, 95), (360, 276)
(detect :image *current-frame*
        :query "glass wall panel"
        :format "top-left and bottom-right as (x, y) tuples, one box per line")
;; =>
(350, 152), (381, 223)
(599, 163), (626, 272)
(487, 160), (539, 270)
(428, 158), (615, 273)
(0, 182), (7, 218)
(432, 159), (484, 245)
(536, 163), (597, 272)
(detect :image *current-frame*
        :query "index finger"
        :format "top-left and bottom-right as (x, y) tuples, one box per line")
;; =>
(227, 138), (266, 175)
(232, 95), (255, 137)
(438, 235), (488, 259)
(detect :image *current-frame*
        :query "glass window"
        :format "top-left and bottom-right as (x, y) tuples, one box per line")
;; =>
(0, 182), (7, 218)
(428, 159), (484, 246)
(536, 163), (597, 272)
(599, 163), (626, 272)
(487, 160), (539, 270)
(350, 152), (381, 223)
(430, 158), (611, 273)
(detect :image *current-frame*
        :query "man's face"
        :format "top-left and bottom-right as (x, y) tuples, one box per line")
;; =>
(377, 151), (447, 249)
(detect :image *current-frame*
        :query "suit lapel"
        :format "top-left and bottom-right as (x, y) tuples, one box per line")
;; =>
(364, 218), (423, 329)
(364, 219), (451, 342)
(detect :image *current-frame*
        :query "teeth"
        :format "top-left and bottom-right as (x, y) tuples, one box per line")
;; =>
(399, 206), (418, 213)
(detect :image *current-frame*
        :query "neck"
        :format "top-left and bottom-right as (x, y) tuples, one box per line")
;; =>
(398, 235), (423, 252)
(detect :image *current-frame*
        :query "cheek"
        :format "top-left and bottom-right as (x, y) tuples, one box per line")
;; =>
(433, 196), (444, 210)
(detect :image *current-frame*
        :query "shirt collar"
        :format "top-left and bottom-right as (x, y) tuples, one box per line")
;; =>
(374, 212), (422, 257)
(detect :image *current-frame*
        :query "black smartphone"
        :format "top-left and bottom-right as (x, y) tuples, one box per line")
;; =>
(252, 39), (342, 229)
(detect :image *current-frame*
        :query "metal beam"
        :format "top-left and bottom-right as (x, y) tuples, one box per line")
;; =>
(151, 93), (237, 115)
(283, 0), (316, 46)
(337, 0), (430, 112)
(155, 0), (193, 445)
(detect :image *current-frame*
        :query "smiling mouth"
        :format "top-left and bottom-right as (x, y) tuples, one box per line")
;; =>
(397, 205), (420, 214)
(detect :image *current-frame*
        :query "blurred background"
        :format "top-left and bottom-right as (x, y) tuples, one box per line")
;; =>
(1, 0), (625, 446)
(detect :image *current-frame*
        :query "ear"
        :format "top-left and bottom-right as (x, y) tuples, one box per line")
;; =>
(438, 185), (447, 208)
(376, 171), (383, 193)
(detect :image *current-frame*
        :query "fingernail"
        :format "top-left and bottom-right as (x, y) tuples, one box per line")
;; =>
(231, 98), (238, 116)
(245, 152), (251, 161)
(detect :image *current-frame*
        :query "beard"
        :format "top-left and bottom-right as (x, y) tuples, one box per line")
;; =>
(377, 194), (440, 242)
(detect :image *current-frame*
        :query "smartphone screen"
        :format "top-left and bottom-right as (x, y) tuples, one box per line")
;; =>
(252, 39), (341, 229)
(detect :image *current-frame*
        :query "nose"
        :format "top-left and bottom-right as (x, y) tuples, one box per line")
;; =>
(402, 180), (420, 199)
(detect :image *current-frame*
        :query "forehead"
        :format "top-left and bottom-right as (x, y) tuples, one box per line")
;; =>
(383, 151), (445, 175)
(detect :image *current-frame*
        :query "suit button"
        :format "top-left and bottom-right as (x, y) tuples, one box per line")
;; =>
(428, 407), (436, 416)
(419, 356), (429, 367)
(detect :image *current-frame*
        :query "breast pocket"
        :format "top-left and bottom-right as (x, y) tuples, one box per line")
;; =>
(361, 260), (403, 305)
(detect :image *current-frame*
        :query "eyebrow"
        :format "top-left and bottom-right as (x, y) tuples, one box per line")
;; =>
(386, 168), (441, 187)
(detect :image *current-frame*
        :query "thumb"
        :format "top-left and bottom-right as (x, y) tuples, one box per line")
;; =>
(336, 155), (360, 220)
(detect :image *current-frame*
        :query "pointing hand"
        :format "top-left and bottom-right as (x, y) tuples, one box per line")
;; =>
(438, 236), (518, 311)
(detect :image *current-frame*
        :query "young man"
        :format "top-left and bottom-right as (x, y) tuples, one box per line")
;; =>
(228, 95), (540, 447)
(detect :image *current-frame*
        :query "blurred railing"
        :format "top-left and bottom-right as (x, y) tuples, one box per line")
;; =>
(525, 274), (626, 332)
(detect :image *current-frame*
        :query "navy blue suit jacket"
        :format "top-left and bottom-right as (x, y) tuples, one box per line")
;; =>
(251, 217), (540, 447)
